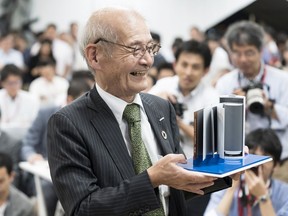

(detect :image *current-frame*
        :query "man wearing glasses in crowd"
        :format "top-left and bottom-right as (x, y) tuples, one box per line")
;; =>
(47, 7), (242, 216)
(216, 21), (288, 183)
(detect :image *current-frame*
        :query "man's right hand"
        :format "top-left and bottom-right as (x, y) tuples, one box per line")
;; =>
(147, 154), (216, 195)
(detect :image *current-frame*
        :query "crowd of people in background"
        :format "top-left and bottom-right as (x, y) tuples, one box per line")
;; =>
(0, 14), (288, 216)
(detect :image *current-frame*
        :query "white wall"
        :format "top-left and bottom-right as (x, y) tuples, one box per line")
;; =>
(30, 0), (255, 60)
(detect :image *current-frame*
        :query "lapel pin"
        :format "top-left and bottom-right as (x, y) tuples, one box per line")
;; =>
(159, 117), (165, 122)
(161, 131), (167, 139)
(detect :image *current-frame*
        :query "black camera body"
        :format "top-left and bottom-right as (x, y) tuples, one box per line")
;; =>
(171, 102), (187, 118)
(242, 82), (264, 114)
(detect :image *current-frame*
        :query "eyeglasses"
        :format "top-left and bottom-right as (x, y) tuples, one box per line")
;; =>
(94, 38), (161, 58)
(231, 49), (258, 58)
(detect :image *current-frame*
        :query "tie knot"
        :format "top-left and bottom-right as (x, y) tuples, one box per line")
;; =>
(123, 103), (141, 123)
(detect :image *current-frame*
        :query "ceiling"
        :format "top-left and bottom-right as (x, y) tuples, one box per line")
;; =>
(212, 0), (288, 35)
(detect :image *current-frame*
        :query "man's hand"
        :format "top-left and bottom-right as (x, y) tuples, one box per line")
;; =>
(245, 166), (267, 198)
(147, 154), (216, 195)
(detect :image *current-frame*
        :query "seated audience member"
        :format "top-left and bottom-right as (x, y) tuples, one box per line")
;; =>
(0, 152), (36, 216)
(157, 62), (175, 80)
(205, 128), (288, 216)
(21, 79), (91, 216)
(0, 64), (39, 136)
(30, 23), (73, 79)
(0, 32), (25, 70)
(24, 39), (56, 87)
(0, 111), (22, 188)
(29, 59), (69, 108)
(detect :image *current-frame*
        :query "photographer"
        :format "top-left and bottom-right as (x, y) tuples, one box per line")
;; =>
(149, 40), (219, 159)
(149, 40), (219, 215)
(216, 21), (288, 183)
(204, 128), (288, 216)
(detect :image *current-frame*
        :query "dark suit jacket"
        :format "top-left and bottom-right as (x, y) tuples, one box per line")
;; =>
(47, 87), (231, 216)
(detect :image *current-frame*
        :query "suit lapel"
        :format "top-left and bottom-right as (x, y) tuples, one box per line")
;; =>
(88, 88), (135, 179)
(141, 94), (174, 156)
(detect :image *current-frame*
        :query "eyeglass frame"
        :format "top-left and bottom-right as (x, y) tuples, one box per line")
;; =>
(94, 38), (161, 58)
(230, 48), (259, 59)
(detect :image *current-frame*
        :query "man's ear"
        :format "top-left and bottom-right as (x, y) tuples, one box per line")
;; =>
(85, 44), (100, 69)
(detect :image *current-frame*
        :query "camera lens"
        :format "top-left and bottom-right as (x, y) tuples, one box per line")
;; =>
(249, 102), (264, 114)
(246, 88), (264, 114)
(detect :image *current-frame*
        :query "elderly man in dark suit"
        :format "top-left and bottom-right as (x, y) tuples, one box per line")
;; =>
(47, 7), (238, 216)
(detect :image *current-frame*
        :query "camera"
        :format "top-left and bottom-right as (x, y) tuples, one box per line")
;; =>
(171, 102), (187, 118)
(242, 82), (264, 115)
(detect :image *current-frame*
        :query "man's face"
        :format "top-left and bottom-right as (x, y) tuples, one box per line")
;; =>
(0, 35), (14, 51)
(230, 44), (262, 78)
(2, 75), (22, 98)
(0, 167), (12, 200)
(174, 52), (207, 95)
(39, 65), (55, 81)
(45, 27), (57, 40)
(95, 15), (154, 102)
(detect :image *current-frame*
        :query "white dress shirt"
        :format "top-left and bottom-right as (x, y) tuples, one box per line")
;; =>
(0, 49), (24, 69)
(96, 83), (169, 215)
(0, 89), (39, 130)
(29, 76), (69, 108)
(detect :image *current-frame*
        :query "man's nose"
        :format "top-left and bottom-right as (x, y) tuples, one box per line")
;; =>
(139, 51), (154, 68)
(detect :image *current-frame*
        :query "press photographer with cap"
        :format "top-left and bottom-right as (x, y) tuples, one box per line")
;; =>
(216, 21), (288, 183)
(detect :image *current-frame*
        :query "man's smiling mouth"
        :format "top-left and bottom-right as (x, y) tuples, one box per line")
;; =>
(130, 71), (146, 76)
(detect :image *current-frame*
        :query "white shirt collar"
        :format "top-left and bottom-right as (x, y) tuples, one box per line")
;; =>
(96, 83), (144, 123)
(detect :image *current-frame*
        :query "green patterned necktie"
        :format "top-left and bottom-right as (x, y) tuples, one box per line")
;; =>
(123, 104), (165, 216)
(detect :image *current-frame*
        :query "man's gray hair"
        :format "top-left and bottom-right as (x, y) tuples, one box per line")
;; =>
(79, 7), (146, 66)
(225, 20), (265, 51)
(79, 8), (119, 60)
